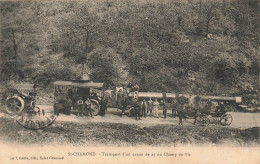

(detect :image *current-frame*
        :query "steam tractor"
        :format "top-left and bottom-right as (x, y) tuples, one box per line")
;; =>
(4, 83), (39, 115)
(53, 74), (104, 116)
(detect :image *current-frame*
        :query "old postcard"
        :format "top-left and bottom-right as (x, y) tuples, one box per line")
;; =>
(0, 0), (259, 163)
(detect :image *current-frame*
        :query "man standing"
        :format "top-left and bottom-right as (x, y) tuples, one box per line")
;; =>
(171, 99), (178, 118)
(65, 97), (72, 115)
(161, 100), (167, 119)
(133, 83), (139, 99)
(77, 97), (84, 117)
(121, 98), (128, 116)
(133, 99), (141, 121)
(153, 99), (160, 118)
(193, 96), (202, 125)
(140, 99), (147, 118)
(99, 98), (107, 116)
(90, 91), (98, 100)
(178, 104), (185, 125)
(117, 89), (124, 109)
(147, 98), (153, 117)
(176, 96), (188, 125)
(127, 82), (134, 92)
(85, 98), (92, 117)
(203, 98), (214, 115)
(53, 100), (61, 116)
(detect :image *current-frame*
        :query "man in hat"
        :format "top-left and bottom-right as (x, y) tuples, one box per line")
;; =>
(117, 89), (124, 109)
(121, 97), (128, 116)
(171, 98), (178, 118)
(161, 100), (167, 119)
(215, 102), (225, 115)
(127, 82), (134, 92)
(147, 98), (153, 117)
(140, 99), (147, 118)
(65, 96), (72, 115)
(77, 97), (84, 117)
(99, 98), (107, 116)
(133, 83), (139, 99)
(153, 99), (160, 118)
(176, 96), (188, 125)
(85, 98), (92, 117)
(90, 90), (98, 100)
(193, 96), (202, 125)
(133, 98), (141, 121)
(202, 98), (214, 115)
(53, 100), (62, 116)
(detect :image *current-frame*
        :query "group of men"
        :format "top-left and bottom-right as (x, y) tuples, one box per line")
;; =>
(54, 89), (108, 117)
(76, 97), (92, 117)
(174, 96), (226, 125)
(126, 82), (140, 93)
(53, 96), (93, 117)
(120, 95), (226, 124)
(54, 83), (226, 125)
(76, 96), (108, 117)
(128, 98), (170, 121)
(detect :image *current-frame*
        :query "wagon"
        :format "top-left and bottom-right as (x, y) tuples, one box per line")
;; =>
(205, 110), (233, 126)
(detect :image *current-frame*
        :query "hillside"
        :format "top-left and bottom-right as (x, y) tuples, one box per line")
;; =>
(0, 0), (259, 97)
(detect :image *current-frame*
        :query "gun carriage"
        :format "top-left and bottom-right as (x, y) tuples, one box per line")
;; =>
(115, 90), (240, 126)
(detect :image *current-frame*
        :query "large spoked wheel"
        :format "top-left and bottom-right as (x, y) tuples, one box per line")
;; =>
(90, 99), (100, 116)
(198, 116), (210, 126)
(220, 114), (233, 126)
(5, 96), (24, 114)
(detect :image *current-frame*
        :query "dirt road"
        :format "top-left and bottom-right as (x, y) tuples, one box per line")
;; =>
(0, 105), (259, 146)
(37, 105), (260, 129)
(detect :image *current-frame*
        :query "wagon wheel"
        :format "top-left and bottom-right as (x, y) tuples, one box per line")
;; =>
(5, 96), (24, 114)
(90, 99), (100, 116)
(220, 114), (233, 126)
(198, 116), (210, 126)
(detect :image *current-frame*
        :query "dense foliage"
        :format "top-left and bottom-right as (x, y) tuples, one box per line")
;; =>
(0, 0), (259, 96)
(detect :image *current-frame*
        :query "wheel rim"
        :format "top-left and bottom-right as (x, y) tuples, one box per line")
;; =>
(220, 114), (232, 126)
(91, 102), (99, 115)
(87, 99), (100, 116)
(198, 116), (210, 126)
(203, 116), (210, 126)
(6, 98), (23, 113)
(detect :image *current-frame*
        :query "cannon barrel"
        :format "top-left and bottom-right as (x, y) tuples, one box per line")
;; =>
(128, 92), (242, 103)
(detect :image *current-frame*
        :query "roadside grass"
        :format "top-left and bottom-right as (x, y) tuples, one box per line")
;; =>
(0, 116), (259, 146)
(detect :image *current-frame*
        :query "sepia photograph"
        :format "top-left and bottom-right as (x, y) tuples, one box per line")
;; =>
(0, 0), (259, 163)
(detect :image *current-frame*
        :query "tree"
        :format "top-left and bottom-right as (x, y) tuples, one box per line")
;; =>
(0, 2), (42, 81)
(88, 47), (127, 86)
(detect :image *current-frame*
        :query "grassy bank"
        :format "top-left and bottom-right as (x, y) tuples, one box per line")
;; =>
(0, 116), (259, 147)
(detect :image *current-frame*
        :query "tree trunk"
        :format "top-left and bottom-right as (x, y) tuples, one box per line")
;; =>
(206, 19), (210, 35)
(130, 28), (135, 82)
(205, 5), (214, 36)
(82, 27), (89, 75)
(199, 0), (202, 13)
(11, 29), (18, 60)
